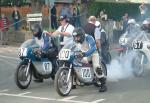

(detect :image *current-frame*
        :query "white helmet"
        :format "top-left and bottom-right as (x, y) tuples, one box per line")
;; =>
(143, 19), (149, 25)
(128, 19), (136, 24)
(95, 21), (101, 27)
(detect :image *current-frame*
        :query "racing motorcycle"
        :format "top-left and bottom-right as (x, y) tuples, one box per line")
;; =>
(54, 42), (107, 96)
(15, 39), (58, 89)
(117, 24), (140, 57)
(132, 32), (150, 77)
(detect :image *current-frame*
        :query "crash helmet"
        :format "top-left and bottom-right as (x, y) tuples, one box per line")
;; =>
(72, 27), (85, 44)
(141, 19), (150, 31)
(31, 23), (42, 39)
(127, 19), (136, 25)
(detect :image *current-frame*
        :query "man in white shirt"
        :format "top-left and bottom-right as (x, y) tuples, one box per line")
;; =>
(51, 15), (74, 49)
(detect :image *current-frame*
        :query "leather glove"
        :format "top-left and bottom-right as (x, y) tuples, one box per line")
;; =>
(76, 51), (86, 59)
(33, 48), (42, 58)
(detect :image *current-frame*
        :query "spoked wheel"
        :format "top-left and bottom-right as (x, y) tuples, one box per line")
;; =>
(94, 62), (107, 87)
(15, 62), (32, 89)
(132, 53), (144, 77)
(55, 67), (72, 96)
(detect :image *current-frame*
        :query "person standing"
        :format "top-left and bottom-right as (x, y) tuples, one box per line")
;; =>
(51, 4), (58, 30)
(122, 13), (129, 33)
(83, 16), (96, 39)
(12, 6), (20, 31)
(50, 15), (75, 50)
(75, 3), (81, 27)
(95, 21), (110, 64)
(139, 2), (147, 20)
(0, 14), (10, 45)
(72, 7), (77, 27)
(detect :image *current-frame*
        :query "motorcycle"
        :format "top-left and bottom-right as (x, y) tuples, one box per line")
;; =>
(117, 25), (140, 57)
(117, 31), (136, 57)
(132, 32), (150, 77)
(54, 42), (107, 96)
(15, 39), (58, 89)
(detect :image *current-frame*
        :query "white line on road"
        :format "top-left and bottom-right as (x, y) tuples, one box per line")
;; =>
(91, 99), (105, 103)
(60, 96), (77, 100)
(0, 55), (19, 60)
(0, 93), (56, 101)
(0, 93), (105, 103)
(17, 92), (31, 96)
(0, 89), (9, 93)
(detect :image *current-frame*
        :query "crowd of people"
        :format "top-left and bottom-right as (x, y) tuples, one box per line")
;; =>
(50, 3), (81, 30)
(0, 6), (21, 45)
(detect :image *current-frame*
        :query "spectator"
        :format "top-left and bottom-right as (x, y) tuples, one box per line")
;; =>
(60, 4), (72, 22)
(50, 15), (75, 50)
(0, 14), (10, 45)
(95, 21), (110, 64)
(139, 2), (147, 20)
(83, 16), (96, 39)
(100, 9), (108, 21)
(122, 13), (129, 33)
(12, 6), (20, 31)
(72, 7), (77, 27)
(51, 4), (58, 30)
(75, 3), (81, 27)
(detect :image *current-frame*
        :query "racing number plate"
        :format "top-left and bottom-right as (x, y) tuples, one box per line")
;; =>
(81, 67), (91, 78)
(119, 38), (127, 45)
(132, 41), (143, 49)
(58, 49), (71, 60)
(43, 62), (52, 72)
(18, 48), (27, 57)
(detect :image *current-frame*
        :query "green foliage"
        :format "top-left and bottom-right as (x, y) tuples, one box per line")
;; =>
(1, 0), (28, 6)
(88, 2), (150, 21)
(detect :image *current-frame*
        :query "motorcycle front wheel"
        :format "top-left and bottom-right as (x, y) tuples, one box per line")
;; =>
(15, 61), (32, 89)
(54, 67), (72, 96)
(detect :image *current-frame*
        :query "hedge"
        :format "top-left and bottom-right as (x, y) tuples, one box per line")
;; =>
(88, 2), (150, 21)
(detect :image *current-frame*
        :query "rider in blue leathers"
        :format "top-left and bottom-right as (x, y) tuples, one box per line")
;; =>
(72, 27), (107, 92)
(31, 23), (58, 82)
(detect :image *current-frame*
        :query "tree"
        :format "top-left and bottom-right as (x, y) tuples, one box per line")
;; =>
(31, 0), (45, 13)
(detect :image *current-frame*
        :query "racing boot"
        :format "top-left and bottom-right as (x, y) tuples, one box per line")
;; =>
(99, 84), (107, 92)
(99, 77), (107, 92)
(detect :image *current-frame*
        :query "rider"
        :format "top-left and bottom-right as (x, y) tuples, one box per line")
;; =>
(31, 23), (58, 82)
(126, 19), (140, 34)
(141, 19), (150, 33)
(72, 27), (107, 92)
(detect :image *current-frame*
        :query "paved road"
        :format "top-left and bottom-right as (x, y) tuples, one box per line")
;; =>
(0, 45), (150, 103)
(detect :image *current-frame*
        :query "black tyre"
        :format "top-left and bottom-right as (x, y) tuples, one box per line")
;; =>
(54, 67), (72, 96)
(132, 53), (144, 77)
(15, 61), (32, 89)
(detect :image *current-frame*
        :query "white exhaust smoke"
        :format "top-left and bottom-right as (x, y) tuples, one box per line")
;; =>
(107, 51), (137, 82)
